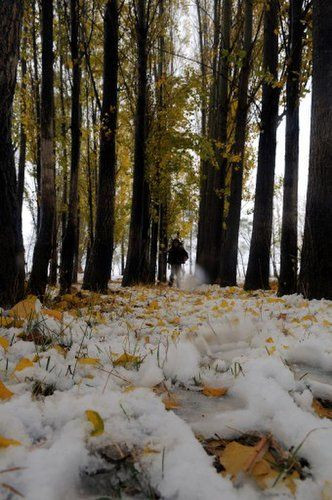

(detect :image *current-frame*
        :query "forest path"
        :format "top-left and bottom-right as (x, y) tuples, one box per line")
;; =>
(1, 283), (332, 498)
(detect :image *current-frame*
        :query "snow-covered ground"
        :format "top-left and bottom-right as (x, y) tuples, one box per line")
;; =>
(1, 282), (332, 499)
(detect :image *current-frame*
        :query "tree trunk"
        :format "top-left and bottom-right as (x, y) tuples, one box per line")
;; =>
(196, 0), (231, 283)
(83, 0), (118, 292)
(0, 0), (25, 307)
(60, 0), (81, 293)
(28, 0), (56, 298)
(149, 213), (158, 283)
(122, 0), (151, 286)
(158, 202), (168, 282)
(32, 0), (41, 230)
(18, 29), (27, 233)
(244, 0), (280, 291)
(219, 0), (253, 286)
(298, 0), (332, 300)
(278, 0), (304, 296)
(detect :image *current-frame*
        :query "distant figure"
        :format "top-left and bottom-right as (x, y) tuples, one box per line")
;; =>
(167, 237), (189, 287)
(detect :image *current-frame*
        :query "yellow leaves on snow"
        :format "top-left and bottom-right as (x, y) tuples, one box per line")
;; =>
(162, 394), (179, 410)
(85, 410), (104, 436)
(0, 380), (14, 400)
(0, 336), (9, 351)
(113, 353), (141, 367)
(0, 435), (21, 448)
(14, 358), (34, 372)
(312, 398), (332, 419)
(202, 386), (228, 397)
(220, 439), (298, 493)
(9, 296), (38, 320)
(78, 357), (100, 366)
(41, 309), (63, 322)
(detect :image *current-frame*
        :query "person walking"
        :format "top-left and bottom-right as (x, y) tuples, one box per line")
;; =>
(167, 237), (188, 287)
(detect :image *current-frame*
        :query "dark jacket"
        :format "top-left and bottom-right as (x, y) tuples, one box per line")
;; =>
(167, 242), (189, 265)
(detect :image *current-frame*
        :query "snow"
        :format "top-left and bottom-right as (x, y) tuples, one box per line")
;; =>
(1, 284), (332, 499)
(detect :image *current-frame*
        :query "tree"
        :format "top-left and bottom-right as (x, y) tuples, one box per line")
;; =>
(122, 0), (151, 286)
(278, 0), (305, 296)
(298, 0), (332, 299)
(219, 0), (253, 286)
(0, 0), (25, 307)
(60, 0), (81, 293)
(196, 0), (232, 284)
(28, 0), (56, 297)
(83, 0), (119, 292)
(244, 0), (280, 291)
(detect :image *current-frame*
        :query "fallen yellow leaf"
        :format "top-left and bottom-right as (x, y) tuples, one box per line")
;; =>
(41, 309), (63, 321)
(202, 386), (228, 397)
(0, 336), (9, 351)
(113, 353), (141, 366)
(78, 357), (100, 366)
(312, 398), (332, 419)
(162, 394), (179, 410)
(9, 296), (38, 320)
(265, 337), (274, 344)
(0, 435), (21, 448)
(14, 358), (34, 372)
(85, 409), (104, 436)
(0, 380), (14, 400)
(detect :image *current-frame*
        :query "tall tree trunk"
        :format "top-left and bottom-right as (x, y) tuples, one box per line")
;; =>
(0, 0), (25, 307)
(83, 0), (118, 292)
(219, 0), (253, 286)
(60, 0), (81, 293)
(158, 202), (168, 282)
(28, 0), (56, 298)
(149, 212), (158, 283)
(278, 0), (304, 296)
(196, 0), (231, 283)
(59, 57), (68, 242)
(49, 212), (57, 285)
(244, 0), (280, 291)
(32, 0), (41, 230)
(18, 29), (27, 233)
(122, 0), (151, 286)
(298, 0), (332, 299)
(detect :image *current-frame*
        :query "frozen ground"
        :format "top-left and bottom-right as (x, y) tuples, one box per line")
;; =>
(1, 282), (332, 499)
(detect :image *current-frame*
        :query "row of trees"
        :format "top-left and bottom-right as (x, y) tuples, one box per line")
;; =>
(0, 0), (331, 307)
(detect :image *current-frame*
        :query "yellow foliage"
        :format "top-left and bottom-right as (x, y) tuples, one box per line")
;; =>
(0, 380), (14, 400)
(0, 435), (21, 448)
(9, 296), (38, 319)
(0, 336), (9, 351)
(202, 386), (228, 397)
(113, 353), (141, 366)
(14, 358), (34, 372)
(85, 410), (104, 436)
(78, 357), (100, 366)
(41, 309), (63, 321)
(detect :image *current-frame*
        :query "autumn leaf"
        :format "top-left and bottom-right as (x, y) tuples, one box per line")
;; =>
(85, 410), (104, 436)
(162, 394), (179, 410)
(78, 357), (100, 366)
(14, 358), (34, 372)
(113, 353), (141, 366)
(0, 336), (9, 351)
(265, 337), (274, 344)
(9, 296), (38, 320)
(0, 380), (14, 400)
(41, 309), (63, 322)
(202, 386), (228, 397)
(0, 436), (21, 448)
(312, 398), (332, 419)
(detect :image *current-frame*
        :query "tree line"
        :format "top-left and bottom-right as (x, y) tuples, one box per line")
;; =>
(0, 0), (331, 308)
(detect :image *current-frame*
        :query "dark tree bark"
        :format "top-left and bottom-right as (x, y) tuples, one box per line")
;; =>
(18, 29), (27, 233)
(32, 0), (41, 230)
(28, 0), (56, 298)
(158, 202), (168, 282)
(244, 0), (280, 290)
(298, 0), (332, 299)
(60, 0), (81, 293)
(196, 0), (231, 284)
(122, 0), (151, 286)
(149, 213), (158, 283)
(0, 0), (25, 307)
(83, 0), (118, 292)
(220, 0), (253, 286)
(278, 0), (305, 296)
